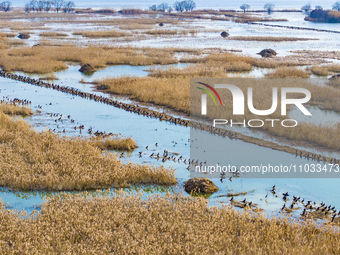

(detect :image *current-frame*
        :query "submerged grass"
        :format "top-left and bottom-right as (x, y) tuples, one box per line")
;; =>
(0, 112), (176, 191)
(0, 191), (339, 254)
(39, 32), (68, 37)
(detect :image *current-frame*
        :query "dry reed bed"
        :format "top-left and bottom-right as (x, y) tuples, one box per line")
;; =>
(265, 67), (310, 78)
(228, 36), (318, 42)
(73, 30), (128, 38)
(0, 112), (176, 191)
(327, 64), (340, 72)
(0, 45), (184, 73)
(95, 76), (190, 113)
(89, 136), (138, 151)
(0, 103), (33, 116)
(0, 191), (339, 254)
(39, 32), (68, 37)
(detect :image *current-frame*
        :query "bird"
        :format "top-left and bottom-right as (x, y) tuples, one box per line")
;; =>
(332, 214), (336, 222)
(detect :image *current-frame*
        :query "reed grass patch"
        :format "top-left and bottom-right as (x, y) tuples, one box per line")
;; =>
(89, 135), (138, 151)
(266, 67), (310, 78)
(39, 32), (68, 37)
(0, 191), (339, 254)
(0, 112), (176, 191)
(310, 65), (329, 76)
(73, 30), (128, 38)
(327, 64), (340, 73)
(228, 36), (317, 42)
(0, 103), (33, 116)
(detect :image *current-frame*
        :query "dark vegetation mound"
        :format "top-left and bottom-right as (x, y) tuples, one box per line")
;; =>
(184, 178), (219, 194)
(220, 31), (229, 38)
(257, 49), (277, 58)
(305, 10), (340, 23)
(79, 64), (97, 73)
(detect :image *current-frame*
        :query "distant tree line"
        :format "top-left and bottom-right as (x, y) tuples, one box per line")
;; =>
(0, 1), (11, 11)
(305, 2), (340, 23)
(24, 0), (75, 13)
(149, 0), (196, 12)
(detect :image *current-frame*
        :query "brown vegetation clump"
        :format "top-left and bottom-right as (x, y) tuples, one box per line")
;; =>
(266, 67), (309, 78)
(0, 112), (176, 191)
(310, 65), (328, 76)
(39, 73), (59, 81)
(89, 136), (138, 151)
(184, 177), (219, 194)
(144, 29), (178, 35)
(0, 191), (339, 254)
(73, 30), (127, 38)
(0, 103), (33, 116)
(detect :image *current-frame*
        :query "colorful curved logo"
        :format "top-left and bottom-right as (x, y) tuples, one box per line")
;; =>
(196, 82), (223, 106)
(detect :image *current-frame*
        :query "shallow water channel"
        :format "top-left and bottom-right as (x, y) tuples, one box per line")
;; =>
(1, 64), (340, 221)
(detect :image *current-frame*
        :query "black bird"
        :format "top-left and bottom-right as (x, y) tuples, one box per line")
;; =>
(230, 197), (234, 202)
(332, 214), (336, 222)
(283, 192), (289, 197)
(220, 178), (223, 183)
(242, 198), (246, 203)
